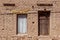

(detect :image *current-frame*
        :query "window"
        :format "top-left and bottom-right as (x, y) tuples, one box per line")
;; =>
(37, 4), (53, 6)
(3, 3), (15, 6)
(38, 11), (50, 36)
(17, 14), (27, 34)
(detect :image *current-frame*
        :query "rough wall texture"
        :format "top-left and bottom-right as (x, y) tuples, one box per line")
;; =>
(27, 12), (38, 36)
(0, 0), (60, 40)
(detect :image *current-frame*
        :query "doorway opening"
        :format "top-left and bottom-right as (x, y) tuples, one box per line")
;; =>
(38, 11), (50, 36)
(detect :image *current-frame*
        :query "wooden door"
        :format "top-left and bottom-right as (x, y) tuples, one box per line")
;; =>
(38, 11), (50, 36)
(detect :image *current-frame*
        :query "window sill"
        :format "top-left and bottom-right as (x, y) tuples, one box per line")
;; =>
(12, 34), (28, 37)
(17, 34), (28, 36)
(38, 35), (49, 38)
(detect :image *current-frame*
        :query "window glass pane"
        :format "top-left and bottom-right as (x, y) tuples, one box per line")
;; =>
(18, 15), (27, 33)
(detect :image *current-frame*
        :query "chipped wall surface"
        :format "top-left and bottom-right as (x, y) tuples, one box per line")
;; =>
(0, 0), (60, 40)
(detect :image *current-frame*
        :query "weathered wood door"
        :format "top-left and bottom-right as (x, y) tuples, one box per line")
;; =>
(38, 11), (50, 36)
